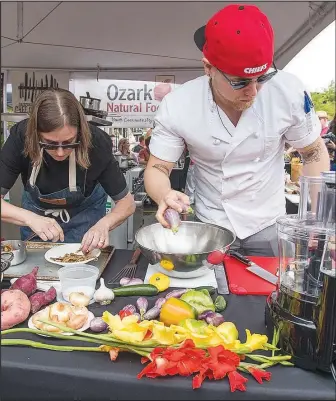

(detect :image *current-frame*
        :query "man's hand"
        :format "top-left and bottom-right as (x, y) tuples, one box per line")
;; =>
(156, 190), (190, 228)
(81, 220), (110, 254)
(27, 215), (64, 242)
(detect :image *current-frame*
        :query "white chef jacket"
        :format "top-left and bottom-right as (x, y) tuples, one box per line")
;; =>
(149, 72), (320, 239)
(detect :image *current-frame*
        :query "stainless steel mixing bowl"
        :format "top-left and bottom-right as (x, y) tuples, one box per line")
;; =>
(135, 221), (236, 278)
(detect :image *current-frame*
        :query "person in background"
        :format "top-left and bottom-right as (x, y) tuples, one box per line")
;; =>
(115, 138), (138, 163)
(133, 135), (145, 153)
(138, 136), (151, 165)
(0, 89), (135, 252)
(317, 110), (330, 136)
(144, 4), (330, 256)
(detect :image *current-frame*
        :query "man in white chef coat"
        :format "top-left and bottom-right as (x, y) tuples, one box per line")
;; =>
(144, 4), (330, 256)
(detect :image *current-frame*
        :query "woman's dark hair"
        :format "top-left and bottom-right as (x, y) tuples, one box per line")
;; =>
(24, 88), (92, 168)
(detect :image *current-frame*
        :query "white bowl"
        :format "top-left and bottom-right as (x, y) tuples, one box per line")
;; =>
(44, 243), (101, 267)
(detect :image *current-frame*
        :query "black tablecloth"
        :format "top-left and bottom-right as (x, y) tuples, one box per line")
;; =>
(1, 250), (335, 401)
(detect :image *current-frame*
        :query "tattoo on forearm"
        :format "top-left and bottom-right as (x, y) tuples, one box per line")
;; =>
(301, 141), (322, 165)
(152, 164), (170, 176)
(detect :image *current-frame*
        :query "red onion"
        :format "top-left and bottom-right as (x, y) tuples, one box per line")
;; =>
(163, 208), (181, 233)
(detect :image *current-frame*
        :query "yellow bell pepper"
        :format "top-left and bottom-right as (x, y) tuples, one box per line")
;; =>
(160, 260), (174, 271)
(159, 297), (197, 326)
(149, 273), (170, 292)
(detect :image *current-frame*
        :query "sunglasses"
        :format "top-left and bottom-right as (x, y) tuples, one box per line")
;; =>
(219, 63), (278, 90)
(39, 136), (81, 150)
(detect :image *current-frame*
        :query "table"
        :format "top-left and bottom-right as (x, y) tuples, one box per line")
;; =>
(1, 250), (335, 401)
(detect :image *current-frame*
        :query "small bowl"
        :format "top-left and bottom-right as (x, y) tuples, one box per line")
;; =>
(1, 240), (27, 266)
(57, 264), (99, 303)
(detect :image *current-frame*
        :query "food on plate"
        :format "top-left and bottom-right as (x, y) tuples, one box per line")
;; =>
(32, 302), (89, 332)
(149, 273), (170, 292)
(93, 278), (115, 305)
(29, 286), (57, 313)
(112, 284), (159, 297)
(69, 292), (90, 307)
(10, 266), (39, 296)
(1, 289), (31, 330)
(89, 317), (108, 333)
(180, 289), (215, 315)
(159, 297), (197, 326)
(51, 252), (92, 263)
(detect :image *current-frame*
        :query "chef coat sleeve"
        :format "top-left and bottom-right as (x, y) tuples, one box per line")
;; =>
(284, 80), (320, 149)
(149, 97), (185, 162)
(0, 122), (25, 195)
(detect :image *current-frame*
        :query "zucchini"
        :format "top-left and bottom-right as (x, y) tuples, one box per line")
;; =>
(194, 286), (216, 296)
(112, 284), (159, 297)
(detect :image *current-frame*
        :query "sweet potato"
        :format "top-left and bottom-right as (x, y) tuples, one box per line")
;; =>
(1, 289), (31, 330)
(10, 267), (39, 296)
(29, 286), (57, 314)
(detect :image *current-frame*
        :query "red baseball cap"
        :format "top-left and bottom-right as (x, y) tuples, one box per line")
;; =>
(194, 4), (274, 78)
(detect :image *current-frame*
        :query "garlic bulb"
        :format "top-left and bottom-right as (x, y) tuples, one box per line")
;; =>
(93, 278), (114, 305)
(69, 292), (90, 307)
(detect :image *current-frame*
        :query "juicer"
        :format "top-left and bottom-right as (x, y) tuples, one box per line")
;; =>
(265, 172), (336, 378)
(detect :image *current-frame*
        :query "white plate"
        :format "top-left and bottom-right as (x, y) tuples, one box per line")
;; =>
(28, 310), (95, 336)
(44, 243), (101, 266)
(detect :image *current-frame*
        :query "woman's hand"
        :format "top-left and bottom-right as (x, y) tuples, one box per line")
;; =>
(81, 220), (110, 254)
(28, 215), (64, 242)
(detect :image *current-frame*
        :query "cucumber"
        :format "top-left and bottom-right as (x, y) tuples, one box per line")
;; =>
(194, 286), (216, 295)
(112, 284), (159, 297)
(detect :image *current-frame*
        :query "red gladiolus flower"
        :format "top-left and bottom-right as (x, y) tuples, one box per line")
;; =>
(137, 340), (205, 380)
(247, 367), (272, 384)
(228, 371), (248, 392)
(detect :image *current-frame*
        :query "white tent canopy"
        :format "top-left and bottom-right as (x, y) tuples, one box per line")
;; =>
(1, 1), (335, 72)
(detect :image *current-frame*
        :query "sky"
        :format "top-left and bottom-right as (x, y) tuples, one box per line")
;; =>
(284, 21), (335, 92)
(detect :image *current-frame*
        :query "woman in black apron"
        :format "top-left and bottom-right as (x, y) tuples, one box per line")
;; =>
(1, 88), (135, 253)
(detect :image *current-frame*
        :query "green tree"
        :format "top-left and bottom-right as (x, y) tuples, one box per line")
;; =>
(311, 81), (335, 119)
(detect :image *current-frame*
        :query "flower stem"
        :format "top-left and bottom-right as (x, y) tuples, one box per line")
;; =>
(1, 339), (104, 352)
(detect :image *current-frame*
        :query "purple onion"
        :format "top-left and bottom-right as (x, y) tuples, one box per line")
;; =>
(165, 289), (188, 299)
(120, 277), (131, 286)
(205, 312), (225, 327)
(198, 310), (216, 322)
(90, 318), (108, 333)
(163, 208), (181, 233)
(121, 304), (136, 314)
(154, 298), (166, 309)
(143, 306), (160, 320)
(136, 297), (148, 318)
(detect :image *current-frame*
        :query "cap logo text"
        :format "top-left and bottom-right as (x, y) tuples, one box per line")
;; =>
(243, 63), (268, 74)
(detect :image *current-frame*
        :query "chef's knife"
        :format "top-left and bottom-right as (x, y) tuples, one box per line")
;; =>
(215, 262), (229, 295)
(227, 250), (278, 285)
